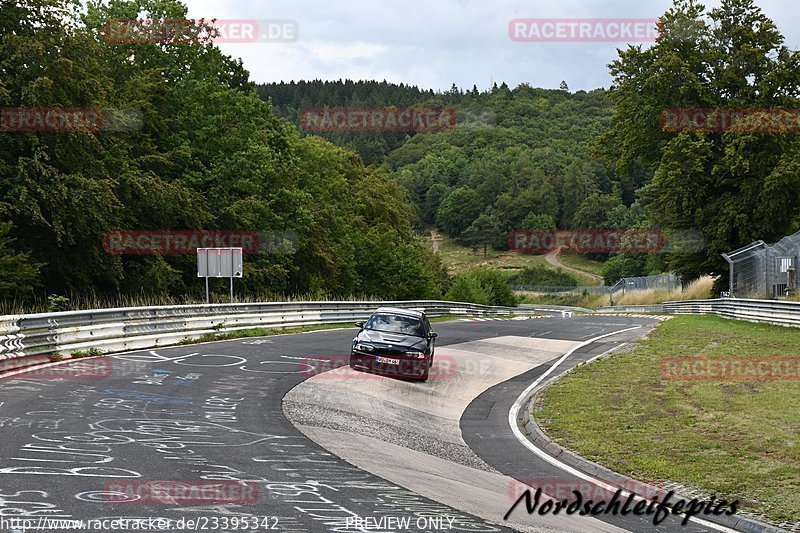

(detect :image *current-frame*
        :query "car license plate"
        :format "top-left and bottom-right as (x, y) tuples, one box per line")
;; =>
(375, 356), (399, 365)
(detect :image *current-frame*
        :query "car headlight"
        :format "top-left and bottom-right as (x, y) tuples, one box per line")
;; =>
(355, 342), (374, 352)
(405, 351), (425, 359)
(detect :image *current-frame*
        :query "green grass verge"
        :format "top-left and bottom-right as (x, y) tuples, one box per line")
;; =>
(567, 270), (601, 287)
(534, 315), (800, 523)
(432, 232), (555, 274)
(558, 253), (606, 277)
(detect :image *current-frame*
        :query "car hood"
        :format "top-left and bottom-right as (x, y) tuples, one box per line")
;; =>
(356, 329), (427, 350)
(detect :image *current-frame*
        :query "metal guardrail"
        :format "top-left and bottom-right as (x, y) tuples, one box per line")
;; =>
(596, 304), (665, 313)
(0, 300), (545, 372)
(9, 297), (790, 374)
(598, 298), (800, 328)
(662, 297), (800, 327)
(597, 298), (800, 327)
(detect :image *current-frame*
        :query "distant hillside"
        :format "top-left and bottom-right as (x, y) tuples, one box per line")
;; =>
(256, 79), (664, 282)
(385, 85), (620, 230)
(256, 79), (442, 164)
(256, 80), (623, 226)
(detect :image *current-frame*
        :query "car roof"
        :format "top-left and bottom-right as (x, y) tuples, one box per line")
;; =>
(373, 307), (426, 319)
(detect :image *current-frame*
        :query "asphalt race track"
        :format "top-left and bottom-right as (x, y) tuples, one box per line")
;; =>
(0, 315), (736, 532)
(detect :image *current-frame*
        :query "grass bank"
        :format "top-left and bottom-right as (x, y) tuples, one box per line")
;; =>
(534, 315), (800, 524)
(557, 253), (606, 277)
(429, 231), (574, 275)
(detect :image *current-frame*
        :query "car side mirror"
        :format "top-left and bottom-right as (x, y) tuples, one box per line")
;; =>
(355, 322), (364, 329)
(428, 332), (438, 339)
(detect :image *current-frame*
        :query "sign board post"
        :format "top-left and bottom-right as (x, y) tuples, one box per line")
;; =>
(197, 248), (243, 303)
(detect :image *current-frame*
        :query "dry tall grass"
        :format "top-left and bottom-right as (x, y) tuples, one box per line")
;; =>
(516, 291), (609, 310)
(0, 292), (384, 316)
(517, 276), (717, 309)
(783, 291), (800, 302)
(616, 276), (716, 306)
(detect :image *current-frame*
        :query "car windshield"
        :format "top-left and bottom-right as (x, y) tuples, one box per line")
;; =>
(365, 313), (425, 337)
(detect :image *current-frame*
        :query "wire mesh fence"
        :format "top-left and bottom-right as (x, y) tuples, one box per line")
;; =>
(509, 285), (610, 294)
(620, 273), (681, 292)
(511, 273), (681, 297)
(722, 231), (800, 299)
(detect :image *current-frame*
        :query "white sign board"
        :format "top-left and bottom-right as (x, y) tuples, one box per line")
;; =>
(197, 248), (243, 278)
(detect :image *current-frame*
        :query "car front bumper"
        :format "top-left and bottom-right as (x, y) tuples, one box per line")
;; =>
(350, 350), (428, 377)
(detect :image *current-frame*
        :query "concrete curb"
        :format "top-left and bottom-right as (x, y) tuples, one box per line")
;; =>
(517, 346), (788, 533)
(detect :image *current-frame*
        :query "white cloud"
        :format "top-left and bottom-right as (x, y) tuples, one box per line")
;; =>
(305, 41), (387, 63)
(182, 0), (800, 92)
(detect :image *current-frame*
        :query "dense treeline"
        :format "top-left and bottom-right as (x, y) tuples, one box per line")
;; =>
(261, 0), (800, 289)
(257, 80), (491, 165)
(386, 86), (621, 232)
(0, 0), (447, 306)
(599, 0), (800, 284)
(386, 85), (677, 281)
(403, 83), (659, 281)
(4, 0), (796, 309)
(259, 79), (664, 280)
(257, 79), (623, 234)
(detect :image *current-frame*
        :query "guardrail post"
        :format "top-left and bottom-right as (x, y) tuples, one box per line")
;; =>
(721, 252), (734, 298)
(608, 279), (624, 307)
(765, 245), (770, 300)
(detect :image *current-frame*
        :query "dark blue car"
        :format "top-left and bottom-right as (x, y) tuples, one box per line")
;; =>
(350, 307), (438, 381)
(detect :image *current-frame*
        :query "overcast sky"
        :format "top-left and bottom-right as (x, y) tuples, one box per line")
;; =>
(183, 0), (799, 92)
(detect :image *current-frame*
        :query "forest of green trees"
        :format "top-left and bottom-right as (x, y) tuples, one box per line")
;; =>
(1, 0), (451, 308)
(2, 0), (799, 310)
(258, 80), (672, 287)
(259, 0), (800, 292)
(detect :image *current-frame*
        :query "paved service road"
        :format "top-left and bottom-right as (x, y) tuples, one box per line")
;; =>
(0, 315), (730, 532)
